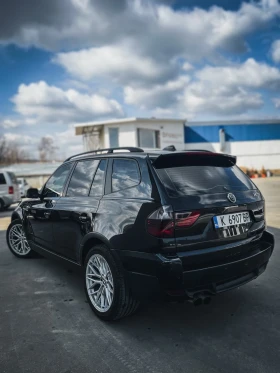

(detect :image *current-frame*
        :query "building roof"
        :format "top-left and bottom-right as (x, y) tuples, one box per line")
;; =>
(186, 119), (280, 126)
(75, 117), (186, 135)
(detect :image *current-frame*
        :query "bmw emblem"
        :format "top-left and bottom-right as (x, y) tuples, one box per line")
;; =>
(227, 193), (236, 203)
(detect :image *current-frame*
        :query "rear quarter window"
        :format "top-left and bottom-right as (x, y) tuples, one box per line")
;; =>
(111, 159), (140, 192)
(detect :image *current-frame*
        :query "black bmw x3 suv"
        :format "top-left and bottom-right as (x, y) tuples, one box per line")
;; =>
(6, 147), (274, 320)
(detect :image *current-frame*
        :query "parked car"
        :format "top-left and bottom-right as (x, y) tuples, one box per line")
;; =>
(17, 177), (30, 198)
(6, 147), (274, 320)
(0, 170), (20, 210)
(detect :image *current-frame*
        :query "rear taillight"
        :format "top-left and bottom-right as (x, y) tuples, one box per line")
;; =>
(175, 211), (200, 227)
(147, 205), (175, 238)
(8, 186), (14, 194)
(147, 207), (200, 238)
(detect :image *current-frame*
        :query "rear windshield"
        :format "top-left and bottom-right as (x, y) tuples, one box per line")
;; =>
(156, 165), (256, 197)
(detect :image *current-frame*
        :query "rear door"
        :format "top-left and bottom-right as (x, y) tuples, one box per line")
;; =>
(51, 158), (107, 261)
(95, 157), (160, 253)
(152, 152), (264, 250)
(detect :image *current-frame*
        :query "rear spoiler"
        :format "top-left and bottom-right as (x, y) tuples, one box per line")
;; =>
(150, 151), (237, 169)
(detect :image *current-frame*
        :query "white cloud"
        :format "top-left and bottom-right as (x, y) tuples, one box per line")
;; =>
(5, 81), (123, 160)
(2, 0), (279, 61)
(11, 81), (124, 124)
(123, 58), (280, 116)
(273, 97), (280, 108)
(53, 43), (177, 84)
(46, 1), (280, 119)
(2, 133), (39, 158)
(3, 133), (37, 144)
(124, 75), (190, 109)
(2, 0), (280, 131)
(1, 119), (22, 129)
(196, 58), (280, 90)
(53, 125), (83, 158)
(32, 126), (83, 160)
(182, 62), (193, 72)
(271, 39), (280, 63)
(182, 84), (263, 115)
(2, 126), (83, 160)
(180, 58), (280, 115)
(51, 1), (280, 87)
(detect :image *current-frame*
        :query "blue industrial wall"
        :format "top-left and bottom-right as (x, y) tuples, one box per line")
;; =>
(184, 123), (280, 143)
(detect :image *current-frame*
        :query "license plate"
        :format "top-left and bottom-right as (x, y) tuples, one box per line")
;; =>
(213, 212), (251, 229)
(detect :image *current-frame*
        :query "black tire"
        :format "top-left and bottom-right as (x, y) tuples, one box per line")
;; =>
(6, 219), (35, 258)
(84, 244), (139, 321)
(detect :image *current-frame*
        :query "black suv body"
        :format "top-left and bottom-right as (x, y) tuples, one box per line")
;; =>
(7, 147), (274, 320)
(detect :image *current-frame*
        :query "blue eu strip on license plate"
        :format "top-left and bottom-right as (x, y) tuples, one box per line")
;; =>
(213, 216), (219, 229)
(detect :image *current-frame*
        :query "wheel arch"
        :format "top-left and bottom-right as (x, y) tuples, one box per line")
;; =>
(11, 211), (22, 222)
(79, 233), (112, 266)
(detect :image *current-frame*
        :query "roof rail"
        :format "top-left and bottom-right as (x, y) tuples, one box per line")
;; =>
(64, 147), (144, 162)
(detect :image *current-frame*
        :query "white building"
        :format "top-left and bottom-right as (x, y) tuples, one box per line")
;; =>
(75, 117), (186, 152)
(185, 120), (280, 169)
(75, 118), (280, 169)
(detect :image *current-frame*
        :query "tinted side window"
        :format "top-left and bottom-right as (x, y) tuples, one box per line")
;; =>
(67, 159), (99, 197)
(44, 163), (73, 197)
(112, 159), (140, 192)
(0, 173), (6, 185)
(89, 159), (107, 197)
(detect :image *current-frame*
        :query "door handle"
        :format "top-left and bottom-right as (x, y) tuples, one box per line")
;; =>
(79, 215), (88, 222)
(44, 211), (51, 218)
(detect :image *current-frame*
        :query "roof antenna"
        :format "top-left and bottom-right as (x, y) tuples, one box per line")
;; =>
(163, 145), (176, 151)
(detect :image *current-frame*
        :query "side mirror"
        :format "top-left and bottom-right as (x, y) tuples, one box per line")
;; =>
(26, 188), (40, 198)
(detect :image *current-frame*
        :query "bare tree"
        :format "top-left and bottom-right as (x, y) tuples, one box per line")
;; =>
(6, 143), (29, 163)
(38, 136), (57, 161)
(0, 138), (7, 163)
(0, 137), (29, 164)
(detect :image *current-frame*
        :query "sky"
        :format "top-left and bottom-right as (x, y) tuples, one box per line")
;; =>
(1, 0), (280, 159)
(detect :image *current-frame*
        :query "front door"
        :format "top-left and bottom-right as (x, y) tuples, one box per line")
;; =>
(52, 158), (108, 261)
(25, 162), (74, 251)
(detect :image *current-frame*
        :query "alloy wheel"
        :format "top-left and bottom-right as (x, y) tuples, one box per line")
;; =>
(86, 254), (114, 313)
(9, 224), (31, 256)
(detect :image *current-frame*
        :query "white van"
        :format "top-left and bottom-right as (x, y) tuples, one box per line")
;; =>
(0, 170), (20, 210)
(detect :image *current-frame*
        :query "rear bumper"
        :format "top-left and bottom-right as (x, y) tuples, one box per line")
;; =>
(119, 230), (274, 300)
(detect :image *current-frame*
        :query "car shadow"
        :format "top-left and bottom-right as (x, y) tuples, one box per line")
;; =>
(32, 227), (279, 327)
